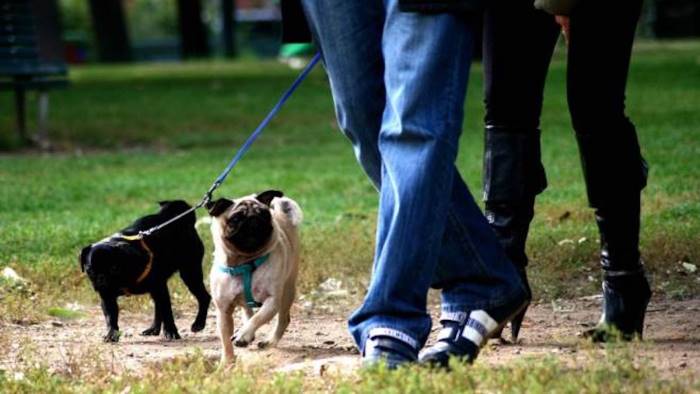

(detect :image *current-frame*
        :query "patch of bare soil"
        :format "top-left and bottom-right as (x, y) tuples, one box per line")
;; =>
(1, 296), (698, 380)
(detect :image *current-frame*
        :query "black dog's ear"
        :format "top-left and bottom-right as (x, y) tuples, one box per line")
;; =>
(255, 190), (283, 206)
(80, 246), (91, 273)
(207, 198), (234, 217)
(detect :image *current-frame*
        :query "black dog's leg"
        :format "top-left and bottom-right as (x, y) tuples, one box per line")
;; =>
(100, 293), (121, 342)
(141, 292), (163, 336)
(152, 283), (180, 340)
(180, 264), (211, 332)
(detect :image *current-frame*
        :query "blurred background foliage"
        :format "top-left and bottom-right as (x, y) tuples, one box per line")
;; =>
(52, 0), (699, 63)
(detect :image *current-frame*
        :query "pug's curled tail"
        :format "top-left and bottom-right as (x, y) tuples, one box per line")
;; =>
(271, 197), (303, 227)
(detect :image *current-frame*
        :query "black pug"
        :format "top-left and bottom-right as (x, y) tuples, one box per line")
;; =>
(80, 200), (211, 342)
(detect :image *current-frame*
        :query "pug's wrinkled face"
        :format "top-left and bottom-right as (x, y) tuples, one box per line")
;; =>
(208, 190), (283, 255)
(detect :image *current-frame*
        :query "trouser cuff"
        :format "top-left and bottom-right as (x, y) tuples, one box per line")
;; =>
(365, 327), (419, 352)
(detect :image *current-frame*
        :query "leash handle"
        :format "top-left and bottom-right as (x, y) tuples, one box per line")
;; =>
(136, 52), (322, 238)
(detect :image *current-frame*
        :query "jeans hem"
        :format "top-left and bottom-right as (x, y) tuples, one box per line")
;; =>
(357, 324), (422, 354)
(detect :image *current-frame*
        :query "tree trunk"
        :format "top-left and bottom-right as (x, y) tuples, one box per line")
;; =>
(177, 0), (210, 58)
(221, 0), (236, 57)
(87, 0), (131, 62)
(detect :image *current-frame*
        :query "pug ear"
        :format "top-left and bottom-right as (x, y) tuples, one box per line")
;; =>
(206, 198), (234, 217)
(80, 246), (91, 273)
(255, 190), (284, 206)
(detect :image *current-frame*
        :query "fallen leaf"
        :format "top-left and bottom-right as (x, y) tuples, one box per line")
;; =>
(681, 262), (697, 274)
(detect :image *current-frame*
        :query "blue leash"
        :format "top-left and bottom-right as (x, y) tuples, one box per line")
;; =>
(137, 52), (322, 238)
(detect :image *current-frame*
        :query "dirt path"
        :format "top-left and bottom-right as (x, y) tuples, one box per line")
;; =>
(2, 296), (699, 379)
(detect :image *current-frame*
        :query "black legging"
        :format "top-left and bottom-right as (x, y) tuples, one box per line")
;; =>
(482, 0), (647, 271)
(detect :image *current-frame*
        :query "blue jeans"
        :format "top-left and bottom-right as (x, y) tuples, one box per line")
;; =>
(302, 0), (526, 354)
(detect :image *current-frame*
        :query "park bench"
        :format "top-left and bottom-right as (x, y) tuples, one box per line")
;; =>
(0, 0), (67, 147)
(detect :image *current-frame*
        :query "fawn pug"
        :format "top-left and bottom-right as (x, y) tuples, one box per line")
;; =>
(207, 190), (302, 364)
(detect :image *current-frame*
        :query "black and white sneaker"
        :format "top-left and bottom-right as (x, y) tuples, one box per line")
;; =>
(419, 297), (528, 368)
(362, 328), (419, 369)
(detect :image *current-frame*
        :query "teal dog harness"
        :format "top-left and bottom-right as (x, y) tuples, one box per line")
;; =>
(218, 254), (270, 308)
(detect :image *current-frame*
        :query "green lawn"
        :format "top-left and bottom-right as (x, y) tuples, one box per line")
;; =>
(0, 347), (695, 393)
(0, 39), (699, 392)
(2, 40), (698, 303)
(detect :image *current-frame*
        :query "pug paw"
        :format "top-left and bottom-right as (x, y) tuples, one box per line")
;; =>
(103, 329), (121, 343)
(141, 326), (161, 336)
(163, 330), (181, 340)
(257, 340), (269, 349)
(233, 337), (250, 348)
(190, 320), (206, 333)
(231, 331), (254, 346)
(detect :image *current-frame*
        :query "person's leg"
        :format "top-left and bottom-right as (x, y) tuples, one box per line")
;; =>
(481, 0), (559, 340)
(567, 0), (650, 341)
(300, 1), (386, 186)
(352, 0), (526, 365)
(304, 0), (523, 306)
(302, 0), (526, 366)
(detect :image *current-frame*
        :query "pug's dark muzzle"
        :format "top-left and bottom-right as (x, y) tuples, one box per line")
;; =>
(86, 263), (120, 291)
(224, 203), (273, 254)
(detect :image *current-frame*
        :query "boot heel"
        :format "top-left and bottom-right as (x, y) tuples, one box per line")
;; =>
(510, 302), (529, 342)
(628, 276), (651, 340)
(632, 294), (650, 340)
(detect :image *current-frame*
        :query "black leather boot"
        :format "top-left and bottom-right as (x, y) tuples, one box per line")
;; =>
(586, 268), (651, 341)
(484, 201), (534, 341)
(584, 203), (651, 341)
(575, 122), (651, 341)
(482, 126), (547, 341)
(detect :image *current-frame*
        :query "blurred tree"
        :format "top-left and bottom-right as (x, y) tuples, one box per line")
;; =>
(221, 0), (237, 57)
(87, 0), (132, 62)
(176, 0), (209, 58)
(60, 0), (90, 34)
(652, 0), (700, 37)
(60, 0), (91, 62)
(127, 0), (178, 39)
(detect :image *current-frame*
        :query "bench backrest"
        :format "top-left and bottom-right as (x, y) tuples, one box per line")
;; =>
(0, 0), (66, 77)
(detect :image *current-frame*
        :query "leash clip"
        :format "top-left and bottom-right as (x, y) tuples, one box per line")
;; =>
(198, 181), (220, 210)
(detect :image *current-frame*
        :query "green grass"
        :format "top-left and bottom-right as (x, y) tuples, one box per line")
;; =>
(46, 307), (85, 320)
(0, 39), (699, 392)
(1, 40), (698, 304)
(0, 344), (697, 393)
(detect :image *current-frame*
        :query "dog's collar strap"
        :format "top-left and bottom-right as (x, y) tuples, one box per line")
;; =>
(218, 254), (270, 308)
(118, 234), (154, 293)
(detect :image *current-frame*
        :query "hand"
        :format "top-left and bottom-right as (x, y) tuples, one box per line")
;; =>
(555, 15), (570, 46)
